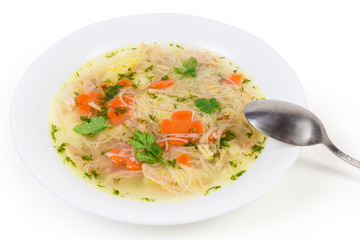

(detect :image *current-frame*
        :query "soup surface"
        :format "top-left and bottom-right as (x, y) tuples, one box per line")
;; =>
(49, 42), (266, 202)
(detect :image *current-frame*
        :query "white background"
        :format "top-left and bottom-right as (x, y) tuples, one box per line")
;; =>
(2, 0), (360, 239)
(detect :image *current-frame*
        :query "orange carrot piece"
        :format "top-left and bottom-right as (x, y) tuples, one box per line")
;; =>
(76, 93), (90, 105)
(98, 83), (109, 89)
(172, 110), (193, 121)
(149, 79), (174, 89)
(161, 119), (173, 134)
(190, 120), (203, 134)
(208, 134), (217, 143)
(76, 92), (100, 114)
(108, 95), (135, 108)
(176, 154), (191, 166)
(169, 139), (188, 146)
(107, 109), (129, 125)
(108, 148), (128, 166)
(108, 96), (122, 108)
(122, 95), (135, 105)
(126, 160), (143, 171)
(171, 120), (191, 133)
(78, 104), (92, 113)
(225, 73), (244, 85)
(157, 141), (166, 149)
(118, 78), (132, 88)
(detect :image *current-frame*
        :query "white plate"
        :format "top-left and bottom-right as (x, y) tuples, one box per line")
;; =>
(10, 14), (306, 225)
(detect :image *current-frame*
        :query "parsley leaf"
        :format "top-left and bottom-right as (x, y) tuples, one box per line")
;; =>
(174, 57), (198, 78)
(194, 97), (221, 114)
(130, 130), (168, 165)
(73, 116), (110, 136)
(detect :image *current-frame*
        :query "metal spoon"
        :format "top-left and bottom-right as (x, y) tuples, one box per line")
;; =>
(244, 99), (360, 168)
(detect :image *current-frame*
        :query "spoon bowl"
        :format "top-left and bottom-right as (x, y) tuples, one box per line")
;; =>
(244, 100), (360, 168)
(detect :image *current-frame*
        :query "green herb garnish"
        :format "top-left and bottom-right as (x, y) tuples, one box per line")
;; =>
(105, 51), (117, 58)
(242, 78), (251, 84)
(231, 170), (246, 180)
(194, 97), (221, 114)
(51, 124), (58, 142)
(65, 156), (76, 168)
(81, 155), (93, 161)
(144, 65), (153, 72)
(245, 128), (253, 138)
(161, 75), (169, 80)
(204, 186), (221, 195)
(118, 69), (136, 80)
(141, 197), (155, 202)
(219, 130), (236, 149)
(101, 149), (110, 155)
(100, 84), (123, 102)
(115, 107), (128, 116)
(73, 116), (110, 136)
(174, 57), (198, 78)
(228, 161), (237, 168)
(130, 130), (168, 165)
(57, 143), (67, 153)
(148, 114), (156, 121)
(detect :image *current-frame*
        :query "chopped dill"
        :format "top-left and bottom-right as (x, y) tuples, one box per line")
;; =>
(51, 124), (58, 142)
(57, 143), (67, 153)
(231, 170), (246, 180)
(204, 186), (221, 195)
(81, 155), (93, 161)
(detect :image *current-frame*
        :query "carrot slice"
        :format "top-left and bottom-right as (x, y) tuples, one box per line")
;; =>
(225, 73), (244, 85)
(149, 79), (174, 89)
(122, 95), (135, 105)
(118, 78), (132, 88)
(172, 110), (193, 121)
(126, 160), (143, 171)
(98, 83), (109, 89)
(176, 154), (191, 166)
(108, 95), (135, 108)
(157, 141), (166, 149)
(111, 156), (128, 166)
(190, 120), (203, 134)
(161, 119), (173, 134)
(171, 120), (191, 133)
(208, 134), (217, 143)
(108, 96), (122, 108)
(76, 92), (100, 114)
(76, 93), (90, 105)
(107, 109), (129, 125)
(108, 148), (128, 166)
(169, 139), (188, 146)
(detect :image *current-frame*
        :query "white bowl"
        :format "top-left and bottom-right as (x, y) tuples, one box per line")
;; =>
(10, 14), (306, 225)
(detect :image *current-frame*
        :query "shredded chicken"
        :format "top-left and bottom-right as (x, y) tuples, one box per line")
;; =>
(142, 164), (182, 194)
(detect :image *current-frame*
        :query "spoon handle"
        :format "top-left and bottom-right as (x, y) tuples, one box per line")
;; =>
(323, 140), (360, 168)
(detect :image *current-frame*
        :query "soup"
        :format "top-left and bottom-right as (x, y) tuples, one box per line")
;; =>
(49, 42), (266, 202)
